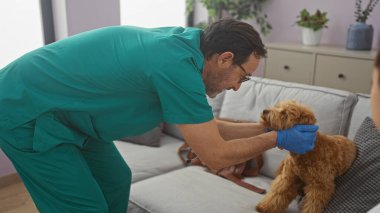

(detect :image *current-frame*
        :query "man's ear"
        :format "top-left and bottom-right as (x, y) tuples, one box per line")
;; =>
(217, 52), (234, 68)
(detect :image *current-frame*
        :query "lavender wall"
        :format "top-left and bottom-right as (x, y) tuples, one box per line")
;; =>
(261, 0), (380, 49)
(66, 0), (120, 36)
(195, 0), (380, 48)
(0, 151), (15, 177)
(194, 0), (380, 76)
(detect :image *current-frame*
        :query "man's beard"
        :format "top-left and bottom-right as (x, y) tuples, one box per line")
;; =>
(204, 70), (229, 98)
(205, 80), (220, 98)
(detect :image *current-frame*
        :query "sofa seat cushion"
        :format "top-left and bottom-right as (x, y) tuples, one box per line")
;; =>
(119, 126), (162, 147)
(128, 166), (299, 213)
(114, 134), (184, 183)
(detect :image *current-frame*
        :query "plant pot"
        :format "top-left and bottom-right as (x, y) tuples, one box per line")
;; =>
(346, 22), (373, 50)
(302, 28), (323, 46)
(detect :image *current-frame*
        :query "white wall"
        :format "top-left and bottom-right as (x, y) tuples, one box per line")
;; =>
(0, 0), (44, 69)
(52, 0), (68, 40)
(0, 0), (121, 178)
(0, 0), (44, 177)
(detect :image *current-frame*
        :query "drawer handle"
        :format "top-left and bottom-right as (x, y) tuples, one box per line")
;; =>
(338, 73), (346, 79)
(283, 65), (290, 70)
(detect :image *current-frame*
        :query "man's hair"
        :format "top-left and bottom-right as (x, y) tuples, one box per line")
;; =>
(200, 18), (267, 65)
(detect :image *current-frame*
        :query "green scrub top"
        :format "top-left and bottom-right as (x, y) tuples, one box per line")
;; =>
(0, 26), (213, 151)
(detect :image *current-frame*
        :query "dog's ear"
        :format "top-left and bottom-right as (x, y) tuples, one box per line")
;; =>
(275, 160), (285, 176)
(299, 109), (317, 124)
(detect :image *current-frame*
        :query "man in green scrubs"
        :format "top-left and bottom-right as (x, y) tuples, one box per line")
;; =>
(0, 19), (318, 212)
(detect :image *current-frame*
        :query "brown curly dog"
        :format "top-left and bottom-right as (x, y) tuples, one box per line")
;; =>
(256, 100), (357, 213)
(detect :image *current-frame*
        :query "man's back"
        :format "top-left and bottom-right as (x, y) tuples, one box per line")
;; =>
(0, 26), (211, 141)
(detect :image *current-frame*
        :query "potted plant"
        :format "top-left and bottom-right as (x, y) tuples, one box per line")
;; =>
(186, 0), (272, 36)
(346, 0), (379, 50)
(295, 9), (328, 46)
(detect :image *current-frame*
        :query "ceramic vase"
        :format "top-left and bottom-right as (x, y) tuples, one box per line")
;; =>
(346, 22), (373, 50)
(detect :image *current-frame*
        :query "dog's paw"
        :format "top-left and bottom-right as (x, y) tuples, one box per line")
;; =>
(256, 201), (284, 213)
(255, 202), (269, 213)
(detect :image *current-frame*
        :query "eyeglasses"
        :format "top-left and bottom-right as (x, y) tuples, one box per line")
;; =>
(237, 64), (252, 83)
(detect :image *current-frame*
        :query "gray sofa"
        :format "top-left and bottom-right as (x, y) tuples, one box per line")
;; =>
(114, 77), (372, 213)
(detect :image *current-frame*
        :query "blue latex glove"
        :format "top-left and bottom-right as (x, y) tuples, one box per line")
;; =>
(276, 124), (319, 154)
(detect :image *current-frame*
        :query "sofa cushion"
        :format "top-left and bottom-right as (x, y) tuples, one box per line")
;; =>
(219, 77), (358, 178)
(369, 203), (380, 213)
(162, 123), (183, 140)
(347, 93), (371, 140)
(163, 92), (226, 140)
(220, 77), (357, 135)
(207, 92), (226, 116)
(114, 134), (184, 183)
(324, 117), (380, 213)
(119, 126), (162, 147)
(128, 166), (299, 213)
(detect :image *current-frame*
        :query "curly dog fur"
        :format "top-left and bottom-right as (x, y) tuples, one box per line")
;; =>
(256, 100), (357, 213)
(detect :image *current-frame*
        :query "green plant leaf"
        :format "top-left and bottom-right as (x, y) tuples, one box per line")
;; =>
(354, 0), (380, 23)
(189, 0), (272, 35)
(296, 8), (328, 31)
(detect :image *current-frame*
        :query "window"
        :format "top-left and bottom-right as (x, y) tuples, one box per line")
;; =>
(0, 0), (44, 69)
(120, 0), (186, 28)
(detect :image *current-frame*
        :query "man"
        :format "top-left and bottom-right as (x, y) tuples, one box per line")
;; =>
(0, 19), (318, 212)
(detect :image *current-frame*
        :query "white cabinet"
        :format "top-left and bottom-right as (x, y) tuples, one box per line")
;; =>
(264, 43), (377, 93)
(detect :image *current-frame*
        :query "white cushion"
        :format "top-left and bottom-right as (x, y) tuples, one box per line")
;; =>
(368, 203), (380, 213)
(220, 77), (357, 135)
(163, 92), (226, 140)
(115, 134), (184, 183)
(219, 77), (358, 179)
(129, 166), (299, 213)
(207, 91), (226, 116)
(347, 93), (371, 140)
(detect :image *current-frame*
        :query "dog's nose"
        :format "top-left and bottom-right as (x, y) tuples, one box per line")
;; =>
(262, 109), (269, 115)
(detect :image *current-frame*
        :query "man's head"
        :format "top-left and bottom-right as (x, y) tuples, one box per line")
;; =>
(200, 19), (266, 98)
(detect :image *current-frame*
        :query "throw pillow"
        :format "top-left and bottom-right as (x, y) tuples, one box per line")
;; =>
(119, 126), (162, 147)
(324, 117), (380, 213)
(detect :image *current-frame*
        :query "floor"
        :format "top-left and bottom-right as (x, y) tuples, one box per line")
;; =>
(0, 181), (37, 213)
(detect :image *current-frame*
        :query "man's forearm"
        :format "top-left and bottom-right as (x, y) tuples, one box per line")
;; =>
(177, 119), (277, 171)
(210, 131), (277, 171)
(216, 118), (266, 140)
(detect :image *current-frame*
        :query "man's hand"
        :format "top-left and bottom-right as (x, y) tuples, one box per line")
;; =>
(276, 125), (319, 154)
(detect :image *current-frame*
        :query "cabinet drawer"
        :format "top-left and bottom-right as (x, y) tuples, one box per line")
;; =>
(265, 49), (314, 84)
(314, 55), (373, 93)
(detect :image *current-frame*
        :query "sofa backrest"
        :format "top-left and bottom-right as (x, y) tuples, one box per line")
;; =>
(163, 92), (226, 140)
(163, 77), (360, 179)
(219, 77), (358, 178)
(347, 93), (371, 140)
